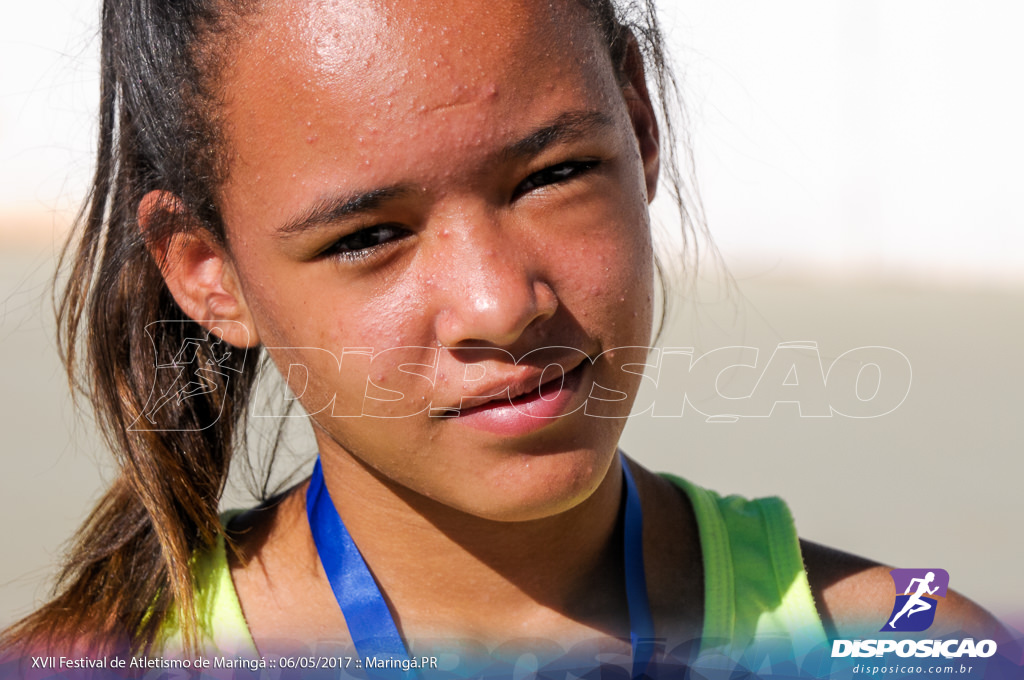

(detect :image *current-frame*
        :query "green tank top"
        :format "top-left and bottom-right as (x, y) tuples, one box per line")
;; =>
(158, 476), (828, 660)
(662, 474), (828, 663)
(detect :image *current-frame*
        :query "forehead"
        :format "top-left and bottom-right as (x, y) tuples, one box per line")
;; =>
(214, 0), (627, 234)
(233, 0), (606, 93)
(220, 0), (617, 156)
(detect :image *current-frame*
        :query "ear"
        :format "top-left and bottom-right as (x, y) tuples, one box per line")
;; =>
(620, 33), (661, 203)
(138, 191), (260, 348)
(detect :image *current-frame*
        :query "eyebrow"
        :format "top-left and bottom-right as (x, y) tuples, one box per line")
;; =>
(277, 185), (416, 237)
(276, 109), (616, 239)
(502, 110), (616, 162)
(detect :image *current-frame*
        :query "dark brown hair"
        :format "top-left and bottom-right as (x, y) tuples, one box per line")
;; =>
(2, 0), (699, 656)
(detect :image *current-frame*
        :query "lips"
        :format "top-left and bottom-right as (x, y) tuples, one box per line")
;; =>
(448, 360), (590, 436)
(462, 361), (583, 411)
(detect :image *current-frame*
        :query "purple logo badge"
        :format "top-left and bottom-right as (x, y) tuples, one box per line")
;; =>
(882, 568), (949, 632)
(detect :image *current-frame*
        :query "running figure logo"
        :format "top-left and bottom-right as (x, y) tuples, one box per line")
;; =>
(130, 321), (249, 432)
(882, 568), (950, 632)
(144, 332), (233, 424)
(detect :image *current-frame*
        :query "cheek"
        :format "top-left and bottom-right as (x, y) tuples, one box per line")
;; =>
(545, 203), (655, 344)
(264, 346), (440, 426)
(248, 277), (440, 420)
(238, 251), (428, 351)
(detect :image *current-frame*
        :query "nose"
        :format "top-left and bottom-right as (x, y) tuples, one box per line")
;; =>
(432, 222), (558, 349)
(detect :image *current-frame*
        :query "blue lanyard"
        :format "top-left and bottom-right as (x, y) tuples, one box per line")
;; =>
(306, 453), (655, 678)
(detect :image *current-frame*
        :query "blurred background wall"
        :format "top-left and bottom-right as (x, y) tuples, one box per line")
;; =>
(2, 1), (1022, 632)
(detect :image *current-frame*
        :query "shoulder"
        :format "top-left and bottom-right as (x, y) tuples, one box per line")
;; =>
(800, 539), (1012, 645)
(637, 463), (826, 647)
(639, 465), (1013, 651)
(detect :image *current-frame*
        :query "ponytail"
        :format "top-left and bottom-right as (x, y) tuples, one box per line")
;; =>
(3, 0), (257, 655)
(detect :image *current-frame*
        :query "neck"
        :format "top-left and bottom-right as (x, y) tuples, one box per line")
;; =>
(313, 441), (627, 642)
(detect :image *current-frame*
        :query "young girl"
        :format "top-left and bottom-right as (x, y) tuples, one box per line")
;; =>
(3, 0), (1008, 675)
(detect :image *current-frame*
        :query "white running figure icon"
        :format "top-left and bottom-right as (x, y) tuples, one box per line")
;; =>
(144, 331), (232, 424)
(889, 571), (939, 628)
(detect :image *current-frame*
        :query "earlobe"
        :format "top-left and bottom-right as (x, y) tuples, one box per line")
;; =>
(138, 190), (260, 348)
(620, 34), (661, 203)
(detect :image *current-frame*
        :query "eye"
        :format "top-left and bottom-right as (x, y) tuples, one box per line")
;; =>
(513, 159), (601, 199)
(320, 224), (410, 261)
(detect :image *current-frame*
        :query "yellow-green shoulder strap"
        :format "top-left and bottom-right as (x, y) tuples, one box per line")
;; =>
(660, 474), (828, 656)
(156, 513), (258, 656)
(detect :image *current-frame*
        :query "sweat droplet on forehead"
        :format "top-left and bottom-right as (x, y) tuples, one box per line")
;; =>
(226, 0), (605, 130)
(215, 0), (626, 240)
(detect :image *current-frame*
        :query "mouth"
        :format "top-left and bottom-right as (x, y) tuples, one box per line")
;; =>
(449, 360), (590, 436)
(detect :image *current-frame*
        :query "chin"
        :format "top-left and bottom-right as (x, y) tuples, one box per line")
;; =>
(459, 446), (618, 523)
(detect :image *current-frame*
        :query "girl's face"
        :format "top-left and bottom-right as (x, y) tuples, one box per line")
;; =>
(214, 0), (658, 520)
